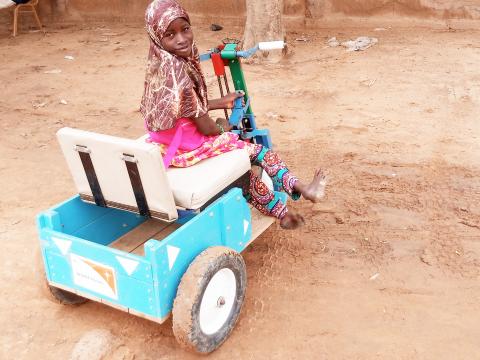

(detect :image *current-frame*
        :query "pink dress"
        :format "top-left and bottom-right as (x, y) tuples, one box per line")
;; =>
(147, 117), (299, 220)
(148, 118), (249, 168)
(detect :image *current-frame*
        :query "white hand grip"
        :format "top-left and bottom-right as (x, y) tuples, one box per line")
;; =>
(258, 41), (285, 51)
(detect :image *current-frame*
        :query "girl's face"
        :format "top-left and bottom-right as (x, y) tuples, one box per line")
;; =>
(161, 17), (193, 58)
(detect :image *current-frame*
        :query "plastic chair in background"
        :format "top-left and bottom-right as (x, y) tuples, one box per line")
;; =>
(12, 0), (44, 37)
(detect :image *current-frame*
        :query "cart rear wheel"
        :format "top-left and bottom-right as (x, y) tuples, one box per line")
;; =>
(172, 246), (247, 354)
(46, 283), (88, 305)
(36, 249), (88, 305)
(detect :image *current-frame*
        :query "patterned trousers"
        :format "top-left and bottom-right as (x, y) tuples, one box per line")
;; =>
(243, 143), (301, 219)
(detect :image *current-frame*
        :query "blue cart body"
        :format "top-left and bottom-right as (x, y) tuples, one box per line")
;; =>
(37, 41), (287, 326)
(37, 188), (258, 323)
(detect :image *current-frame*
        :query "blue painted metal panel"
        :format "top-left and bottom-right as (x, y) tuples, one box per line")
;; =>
(38, 188), (255, 322)
(37, 195), (147, 245)
(144, 188), (252, 319)
(40, 229), (152, 281)
(72, 210), (146, 246)
(47, 195), (112, 234)
(46, 251), (156, 317)
(38, 197), (159, 319)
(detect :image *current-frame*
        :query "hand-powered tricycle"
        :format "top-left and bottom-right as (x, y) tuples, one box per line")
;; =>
(37, 40), (285, 354)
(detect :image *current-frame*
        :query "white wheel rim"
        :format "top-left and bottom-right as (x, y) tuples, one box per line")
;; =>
(199, 268), (237, 335)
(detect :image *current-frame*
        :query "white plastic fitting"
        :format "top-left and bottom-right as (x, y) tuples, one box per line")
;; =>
(258, 41), (285, 51)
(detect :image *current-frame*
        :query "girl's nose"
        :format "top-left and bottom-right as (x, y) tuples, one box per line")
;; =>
(176, 33), (187, 45)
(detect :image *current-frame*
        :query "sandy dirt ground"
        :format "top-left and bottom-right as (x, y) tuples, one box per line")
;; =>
(1, 18), (480, 360)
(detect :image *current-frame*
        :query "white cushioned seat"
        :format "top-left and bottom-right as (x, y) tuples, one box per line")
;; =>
(57, 127), (251, 217)
(57, 127), (178, 222)
(166, 149), (251, 209)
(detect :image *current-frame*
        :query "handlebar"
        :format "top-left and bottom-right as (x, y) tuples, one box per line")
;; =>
(200, 40), (285, 61)
(236, 41), (285, 58)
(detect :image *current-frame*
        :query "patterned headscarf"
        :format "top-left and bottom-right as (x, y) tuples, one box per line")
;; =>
(140, 0), (208, 131)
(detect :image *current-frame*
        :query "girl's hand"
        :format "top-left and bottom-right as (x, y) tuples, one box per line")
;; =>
(216, 118), (233, 133)
(221, 91), (245, 109)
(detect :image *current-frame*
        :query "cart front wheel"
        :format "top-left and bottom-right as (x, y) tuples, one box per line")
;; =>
(172, 246), (247, 354)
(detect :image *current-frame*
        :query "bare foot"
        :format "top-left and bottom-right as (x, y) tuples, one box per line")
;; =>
(280, 212), (305, 230)
(297, 169), (327, 203)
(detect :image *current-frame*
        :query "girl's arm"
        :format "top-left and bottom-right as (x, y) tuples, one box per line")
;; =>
(208, 91), (244, 111)
(194, 113), (232, 136)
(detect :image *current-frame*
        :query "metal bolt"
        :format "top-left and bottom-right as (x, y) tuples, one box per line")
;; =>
(217, 296), (226, 307)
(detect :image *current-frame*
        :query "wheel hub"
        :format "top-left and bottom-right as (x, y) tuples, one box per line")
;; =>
(217, 296), (226, 307)
(199, 268), (237, 335)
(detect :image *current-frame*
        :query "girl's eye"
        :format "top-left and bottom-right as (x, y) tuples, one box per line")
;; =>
(183, 26), (191, 32)
(165, 33), (174, 38)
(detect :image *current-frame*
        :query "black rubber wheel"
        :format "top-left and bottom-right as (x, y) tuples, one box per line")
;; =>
(172, 246), (247, 354)
(36, 249), (88, 306)
(45, 283), (88, 305)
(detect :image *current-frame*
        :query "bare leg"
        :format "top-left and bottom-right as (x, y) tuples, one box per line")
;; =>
(293, 169), (327, 203)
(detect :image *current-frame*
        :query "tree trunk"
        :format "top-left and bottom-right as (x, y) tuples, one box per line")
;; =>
(55, 0), (67, 14)
(243, 0), (285, 62)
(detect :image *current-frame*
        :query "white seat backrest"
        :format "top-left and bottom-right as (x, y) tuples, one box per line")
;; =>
(56, 127), (178, 222)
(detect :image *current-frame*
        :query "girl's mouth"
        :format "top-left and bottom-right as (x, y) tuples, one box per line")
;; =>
(176, 46), (191, 56)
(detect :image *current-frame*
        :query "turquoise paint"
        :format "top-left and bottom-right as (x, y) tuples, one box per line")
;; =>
(37, 188), (251, 322)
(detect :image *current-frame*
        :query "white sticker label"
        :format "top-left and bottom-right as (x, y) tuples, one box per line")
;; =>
(116, 256), (139, 275)
(167, 245), (180, 271)
(71, 254), (118, 299)
(52, 237), (72, 255)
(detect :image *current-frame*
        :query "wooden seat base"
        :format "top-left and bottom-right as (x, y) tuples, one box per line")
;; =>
(109, 207), (275, 256)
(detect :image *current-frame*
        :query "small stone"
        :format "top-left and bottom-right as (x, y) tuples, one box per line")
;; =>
(60, 99), (68, 105)
(266, 111), (279, 120)
(295, 37), (309, 42)
(327, 37), (340, 47)
(70, 329), (118, 360)
(210, 24), (223, 31)
(44, 69), (62, 74)
(420, 248), (435, 266)
(32, 101), (47, 109)
(369, 273), (380, 281)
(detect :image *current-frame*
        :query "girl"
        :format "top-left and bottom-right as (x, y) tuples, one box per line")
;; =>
(140, 0), (327, 230)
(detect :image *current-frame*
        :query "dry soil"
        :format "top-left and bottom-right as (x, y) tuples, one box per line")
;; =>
(1, 19), (480, 359)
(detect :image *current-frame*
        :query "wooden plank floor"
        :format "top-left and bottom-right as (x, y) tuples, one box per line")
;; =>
(109, 219), (180, 256)
(109, 208), (273, 256)
(249, 207), (275, 246)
